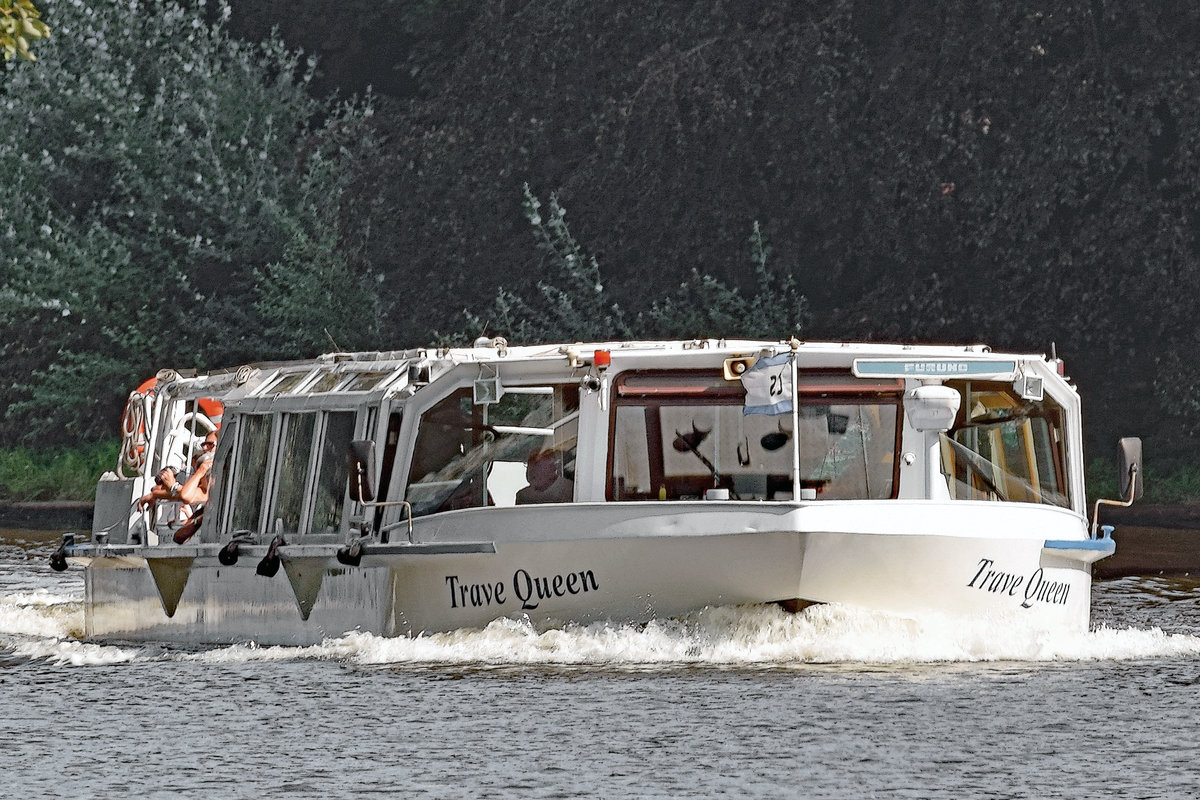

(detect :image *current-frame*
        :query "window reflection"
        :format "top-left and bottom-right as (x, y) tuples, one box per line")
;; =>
(406, 385), (579, 515)
(232, 414), (272, 531)
(943, 383), (1069, 507)
(610, 371), (900, 501)
(274, 413), (316, 531)
(312, 412), (354, 533)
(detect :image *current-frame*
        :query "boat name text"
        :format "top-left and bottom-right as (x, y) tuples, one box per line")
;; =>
(445, 568), (600, 610)
(967, 558), (1070, 609)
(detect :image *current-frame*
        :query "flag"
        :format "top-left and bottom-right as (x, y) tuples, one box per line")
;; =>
(741, 352), (793, 415)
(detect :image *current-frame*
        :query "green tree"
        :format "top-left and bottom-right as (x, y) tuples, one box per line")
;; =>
(0, 0), (380, 446)
(355, 0), (1200, 463)
(468, 186), (805, 344)
(467, 184), (632, 343)
(0, 0), (49, 61)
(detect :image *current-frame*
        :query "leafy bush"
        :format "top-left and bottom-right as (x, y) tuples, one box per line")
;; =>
(0, 0), (49, 61)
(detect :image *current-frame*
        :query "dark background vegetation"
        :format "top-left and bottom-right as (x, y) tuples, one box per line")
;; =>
(4, 0), (1200, 496)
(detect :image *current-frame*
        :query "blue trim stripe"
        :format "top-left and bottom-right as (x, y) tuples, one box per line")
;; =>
(744, 400), (793, 416)
(1043, 538), (1116, 553)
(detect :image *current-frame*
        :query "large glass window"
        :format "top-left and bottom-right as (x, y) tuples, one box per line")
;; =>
(274, 413), (316, 531)
(225, 410), (358, 535)
(406, 385), (579, 516)
(231, 414), (272, 531)
(311, 411), (354, 533)
(941, 382), (1069, 507)
(610, 371), (901, 501)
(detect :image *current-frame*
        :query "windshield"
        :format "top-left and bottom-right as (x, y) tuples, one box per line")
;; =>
(940, 383), (1070, 507)
(405, 384), (580, 515)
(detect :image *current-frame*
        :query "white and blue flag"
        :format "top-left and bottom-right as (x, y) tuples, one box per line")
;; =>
(740, 352), (793, 415)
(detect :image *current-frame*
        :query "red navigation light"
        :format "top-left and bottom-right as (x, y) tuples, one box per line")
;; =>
(593, 350), (612, 369)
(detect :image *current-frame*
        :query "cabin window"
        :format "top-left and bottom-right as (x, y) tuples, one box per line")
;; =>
(274, 413), (317, 531)
(343, 372), (389, 392)
(224, 410), (357, 535)
(310, 372), (343, 393)
(405, 384), (579, 515)
(231, 414), (272, 531)
(310, 411), (354, 533)
(265, 372), (309, 395)
(609, 370), (901, 501)
(372, 411), (404, 532)
(941, 382), (1070, 507)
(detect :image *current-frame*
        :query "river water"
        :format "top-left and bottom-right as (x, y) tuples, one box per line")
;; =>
(3, 527), (1199, 798)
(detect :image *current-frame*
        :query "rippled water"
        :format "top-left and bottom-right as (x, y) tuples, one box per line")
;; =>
(3, 528), (1200, 798)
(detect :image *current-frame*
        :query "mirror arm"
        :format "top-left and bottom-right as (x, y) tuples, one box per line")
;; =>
(1090, 463), (1139, 538)
(366, 500), (414, 543)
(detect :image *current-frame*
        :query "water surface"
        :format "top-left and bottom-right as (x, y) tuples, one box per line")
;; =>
(3, 528), (1198, 798)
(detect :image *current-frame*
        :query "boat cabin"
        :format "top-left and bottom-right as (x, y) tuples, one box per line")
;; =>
(108, 339), (1082, 549)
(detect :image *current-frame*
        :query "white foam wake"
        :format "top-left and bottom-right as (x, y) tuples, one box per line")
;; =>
(186, 603), (1200, 668)
(4, 592), (1200, 667)
(0, 589), (83, 639)
(0, 588), (146, 665)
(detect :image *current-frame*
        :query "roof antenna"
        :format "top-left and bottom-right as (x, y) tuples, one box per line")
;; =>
(325, 328), (342, 352)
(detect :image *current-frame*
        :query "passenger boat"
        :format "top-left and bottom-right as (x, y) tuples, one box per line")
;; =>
(50, 338), (1142, 645)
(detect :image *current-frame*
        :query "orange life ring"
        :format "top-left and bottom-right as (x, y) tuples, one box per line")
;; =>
(196, 397), (224, 426)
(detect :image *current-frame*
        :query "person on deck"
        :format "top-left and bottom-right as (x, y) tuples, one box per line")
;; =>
(515, 450), (574, 504)
(138, 430), (217, 513)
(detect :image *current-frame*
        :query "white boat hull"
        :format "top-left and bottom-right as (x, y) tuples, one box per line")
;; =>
(78, 501), (1102, 645)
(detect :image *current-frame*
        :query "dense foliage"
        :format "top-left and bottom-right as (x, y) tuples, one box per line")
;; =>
(0, 0), (381, 445)
(259, 0), (1200, 467)
(4, 0), (1200, 478)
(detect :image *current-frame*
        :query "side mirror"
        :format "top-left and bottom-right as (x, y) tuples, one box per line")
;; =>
(1117, 437), (1143, 502)
(348, 440), (376, 503)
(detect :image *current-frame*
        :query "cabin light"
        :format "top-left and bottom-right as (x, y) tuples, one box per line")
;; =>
(473, 376), (502, 404)
(408, 362), (431, 385)
(472, 336), (509, 356)
(905, 384), (961, 432)
(1014, 374), (1044, 401)
(473, 363), (503, 404)
(594, 350), (612, 369)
